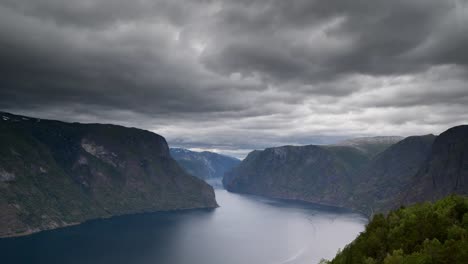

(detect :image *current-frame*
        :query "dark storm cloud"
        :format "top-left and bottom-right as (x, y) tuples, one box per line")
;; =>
(0, 3), (257, 115)
(202, 0), (467, 82)
(0, 0), (208, 27)
(0, 0), (467, 158)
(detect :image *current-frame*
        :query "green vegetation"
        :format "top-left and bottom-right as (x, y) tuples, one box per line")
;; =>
(325, 195), (468, 264)
(224, 145), (367, 207)
(0, 112), (217, 237)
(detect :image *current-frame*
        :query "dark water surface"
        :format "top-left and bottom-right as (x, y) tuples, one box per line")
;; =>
(0, 190), (366, 264)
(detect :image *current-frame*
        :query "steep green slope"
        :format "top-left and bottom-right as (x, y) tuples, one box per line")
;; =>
(223, 145), (369, 207)
(170, 148), (240, 180)
(0, 112), (217, 237)
(0, 123), (104, 237)
(326, 195), (468, 264)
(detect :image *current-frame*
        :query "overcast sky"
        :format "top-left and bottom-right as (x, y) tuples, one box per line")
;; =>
(1, 0), (467, 158)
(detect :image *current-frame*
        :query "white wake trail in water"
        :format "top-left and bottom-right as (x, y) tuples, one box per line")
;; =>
(274, 246), (307, 264)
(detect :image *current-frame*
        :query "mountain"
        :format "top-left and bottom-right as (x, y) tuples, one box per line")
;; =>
(223, 129), (467, 215)
(170, 148), (240, 181)
(350, 134), (436, 214)
(334, 136), (404, 158)
(325, 195), (468, 264)
(223, 136), (403, 208)
(223, 145), (369, 207)
(0, 112), (217, 238)
(403, 125), (468, 204)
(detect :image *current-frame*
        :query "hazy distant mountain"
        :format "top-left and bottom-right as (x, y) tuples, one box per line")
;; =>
(170, 148), (240, 181)
(334, 136), (404, 158)
(402, 125), (468, 204)
(224, 128), (467, 215)
(0, 112), (217, 238)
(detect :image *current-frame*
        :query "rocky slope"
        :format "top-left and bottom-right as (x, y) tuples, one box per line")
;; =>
(0, 112), (217, 237)
(170, 148), (240, 181)
(224, 128), (467, 215)
(402, 125), (468, 204)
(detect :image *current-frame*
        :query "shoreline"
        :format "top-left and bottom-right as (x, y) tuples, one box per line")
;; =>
(223, 189), (371, 220)
(0, 204), (218, 239)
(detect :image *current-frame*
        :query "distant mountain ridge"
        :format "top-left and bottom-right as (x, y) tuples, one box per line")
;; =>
(0, 112), (217, 238)
(334, 136), (404, 157)
(224, 127), (467, 215)
(170, 148), (240, 181)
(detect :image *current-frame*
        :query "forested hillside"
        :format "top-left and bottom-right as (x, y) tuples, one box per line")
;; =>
(325, 195), (468, 264)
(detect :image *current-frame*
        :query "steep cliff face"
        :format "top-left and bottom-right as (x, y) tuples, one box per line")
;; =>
(223, 145), (368, 207)
(350, 135), (436, 214)
(170, 148), (240, 180)
(0, 112), (217, 237)
(403, 125), (468, 204)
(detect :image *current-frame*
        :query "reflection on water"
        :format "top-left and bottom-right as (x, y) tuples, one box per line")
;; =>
(0, 189), (366, 264)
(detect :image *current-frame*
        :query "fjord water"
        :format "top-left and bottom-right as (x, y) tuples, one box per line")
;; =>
(1, 190), (366, 264)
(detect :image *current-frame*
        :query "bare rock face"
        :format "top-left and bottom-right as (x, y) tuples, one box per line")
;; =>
(80, 138), (119, 167)
(0, 112), (217, 238)
(0, 168), (15, 182)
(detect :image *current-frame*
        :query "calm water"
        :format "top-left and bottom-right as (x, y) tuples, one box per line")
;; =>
(0, 190), (366, 264)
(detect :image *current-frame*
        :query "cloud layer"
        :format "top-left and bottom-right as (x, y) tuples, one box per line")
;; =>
(1, 0), (467, 158)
